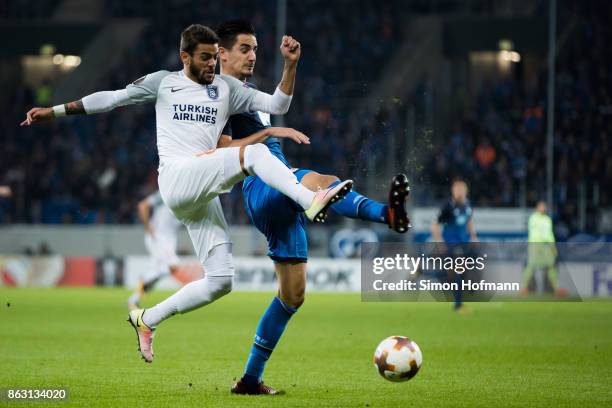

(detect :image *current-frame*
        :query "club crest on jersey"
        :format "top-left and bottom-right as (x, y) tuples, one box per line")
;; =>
(207, 85), (219, 100)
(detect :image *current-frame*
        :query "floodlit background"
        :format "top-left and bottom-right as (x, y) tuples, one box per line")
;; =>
(0, 1), (611, 406)
(2, 0), (611, 277)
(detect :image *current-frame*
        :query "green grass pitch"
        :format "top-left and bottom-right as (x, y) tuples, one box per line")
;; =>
(1, 288), (611, 407)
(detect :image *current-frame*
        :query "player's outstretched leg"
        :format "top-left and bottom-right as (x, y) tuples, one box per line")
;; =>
(125, 244), (234, 363)
(241, 144), (353, 222)
(312, 172), (411, 232)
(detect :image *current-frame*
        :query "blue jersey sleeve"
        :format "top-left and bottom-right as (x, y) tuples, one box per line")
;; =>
(222, 120), (233, 137)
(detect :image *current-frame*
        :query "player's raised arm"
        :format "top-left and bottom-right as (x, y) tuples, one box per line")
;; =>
(276, 35), (301, 96)
(221, 35), (300, 117)
(250, 35), (300, 114)
(20, 70), (170, 126)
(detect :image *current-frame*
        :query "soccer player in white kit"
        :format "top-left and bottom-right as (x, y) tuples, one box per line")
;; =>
(127, 190), (183, 311)
(21, 24), (353, 363)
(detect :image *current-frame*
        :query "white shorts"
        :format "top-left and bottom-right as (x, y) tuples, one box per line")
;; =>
(158, 147), (244, 264)
(144, 233), (179, 278)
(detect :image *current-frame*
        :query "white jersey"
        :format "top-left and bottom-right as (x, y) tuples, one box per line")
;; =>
(81, 69), (292, 263)
(146, 191), (181, 240)
(125, 71), (258, 159)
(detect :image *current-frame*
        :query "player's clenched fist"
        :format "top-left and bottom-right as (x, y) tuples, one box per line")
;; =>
(280, 35), (301, 62)
(20, 107), (55, 126)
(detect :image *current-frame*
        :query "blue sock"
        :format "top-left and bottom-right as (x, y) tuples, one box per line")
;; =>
(328, 180), (388, 223)
(243, 296), (296, 385)
(454, 273), (463, 309)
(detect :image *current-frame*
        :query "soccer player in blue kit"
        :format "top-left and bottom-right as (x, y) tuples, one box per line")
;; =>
(215, 20), (411, 394)
(431, 179), (478, 312)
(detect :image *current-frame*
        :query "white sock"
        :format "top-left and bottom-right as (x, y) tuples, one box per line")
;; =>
(244, 143), (315, 210)
(142, 275), (233, 327)
(142, 244), (234, 328)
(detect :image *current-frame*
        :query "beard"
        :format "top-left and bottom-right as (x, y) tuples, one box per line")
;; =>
(189, 61), (214, 85)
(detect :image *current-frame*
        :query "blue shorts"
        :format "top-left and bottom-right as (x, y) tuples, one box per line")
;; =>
(243, 169), (312, 262)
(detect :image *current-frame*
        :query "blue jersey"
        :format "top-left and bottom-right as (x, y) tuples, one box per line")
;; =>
(437, 200), (473, 243)
(222, 81), (311, 261)
(221, 82), (289, 168)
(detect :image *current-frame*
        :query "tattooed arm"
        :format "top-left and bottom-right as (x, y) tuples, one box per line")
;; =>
(20, 99), (86, 126)
(65, 100), (86, 115)
(20, 70), (169, 126)
(20, 90), (134, 126)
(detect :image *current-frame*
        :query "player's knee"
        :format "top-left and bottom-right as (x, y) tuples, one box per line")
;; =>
(293, 292), (305, 309)
(218, 277), (233, 297)
(243, 143), (271, 173)
(210, 275), (233, 299)
(247, 143), (270, 159)
(286, 288), (305, 309)
(203, 253), (234, 299)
